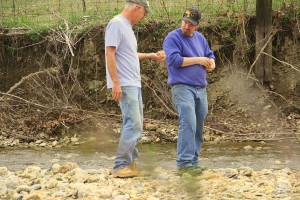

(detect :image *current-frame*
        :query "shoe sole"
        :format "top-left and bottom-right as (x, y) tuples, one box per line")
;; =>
(112, 173), (138, 178)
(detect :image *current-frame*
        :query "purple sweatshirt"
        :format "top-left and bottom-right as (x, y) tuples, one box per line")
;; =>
(163, 28), (215, 86)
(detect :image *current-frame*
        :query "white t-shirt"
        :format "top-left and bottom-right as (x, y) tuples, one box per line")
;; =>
(105, 15), (141, 89)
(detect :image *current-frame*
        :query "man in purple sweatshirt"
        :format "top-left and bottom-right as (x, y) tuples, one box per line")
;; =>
(163, 7), (216, 172)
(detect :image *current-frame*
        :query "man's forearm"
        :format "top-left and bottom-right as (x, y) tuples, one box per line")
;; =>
(182, 57), (201, 67)
(138, 53), (155, 60)
(182, 57), (213, 68)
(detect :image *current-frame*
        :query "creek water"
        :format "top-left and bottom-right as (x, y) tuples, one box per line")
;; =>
(0, 139), (299, 171)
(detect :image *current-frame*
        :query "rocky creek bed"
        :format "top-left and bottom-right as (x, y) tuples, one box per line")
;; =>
(0, 162), (299, 200)
(1, 123), (300, 200)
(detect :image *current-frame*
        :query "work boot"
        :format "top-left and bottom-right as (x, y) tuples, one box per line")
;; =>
(112, 166), (139, 178)
(130, 161), (137, 170)
(177, 166), (206, 177)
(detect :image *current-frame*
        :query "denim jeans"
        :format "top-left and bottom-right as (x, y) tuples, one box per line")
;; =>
(171, 84), (208, 168)
(113, 86), (143, 170)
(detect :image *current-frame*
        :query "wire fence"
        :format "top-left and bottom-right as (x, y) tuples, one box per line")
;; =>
(0, 0), (298, 29)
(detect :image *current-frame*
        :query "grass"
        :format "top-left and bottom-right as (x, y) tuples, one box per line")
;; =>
(0, 0), (298, 31)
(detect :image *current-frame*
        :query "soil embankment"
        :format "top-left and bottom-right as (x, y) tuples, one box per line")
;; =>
(0, 8), (300, 200)
(0, 14), (299, 139)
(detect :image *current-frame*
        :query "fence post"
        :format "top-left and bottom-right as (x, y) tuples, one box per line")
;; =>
(82, 0), (86, 13)
(0, 0), (3, 26)
(255, 0), (272, 84)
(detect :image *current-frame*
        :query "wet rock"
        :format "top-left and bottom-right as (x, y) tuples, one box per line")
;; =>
(222, 168), (239, 178)
(156, 172), (170, 180)
(6, 175), (23, 189)
(39, 143), (47, 147)
(70, 137), (79, 143)
(213, 136), (221, 144)
(45, 179), (58, 189)
(70, 182), (100, 198)
(156, 128), (166, 134)
(243, 145), (253, 150)
(51, 163), (61, 174)
(16, 185), (31, 193)
(255, 146), (263, 150)
(274, 177), (292, 196)
(0, 167), (9, 176)
(65, 168), (88, 183)
(99, 187), (113, 198)
(58, 162), (79, 173)
(239, 167), (253, 177)
(35, 140), (43, 144)
(52, 191), (67, 198)
(274, 160), (283, 164)
(30, 184), (42, 190)
(114, 194), (130, 200)
(23, 194), (42, 200)
(140, 136), (152, 144)
(144, 123), (159, 131)
(23, 166), (42, 179)
(147, 197), (160, 200)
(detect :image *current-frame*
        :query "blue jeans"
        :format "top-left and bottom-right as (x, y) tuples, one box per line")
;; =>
(171, 84), (208, 168)
(113, 86), (143, 171)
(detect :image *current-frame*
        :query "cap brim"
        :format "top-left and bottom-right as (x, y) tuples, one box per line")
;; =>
(182, 17), (198, 26)
(146, 7), (152, 14)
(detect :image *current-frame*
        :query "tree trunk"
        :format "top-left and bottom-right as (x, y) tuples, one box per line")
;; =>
(255, 0), (272, 84)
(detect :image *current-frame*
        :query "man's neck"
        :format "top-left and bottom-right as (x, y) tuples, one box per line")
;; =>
(121, 11), (133, 25)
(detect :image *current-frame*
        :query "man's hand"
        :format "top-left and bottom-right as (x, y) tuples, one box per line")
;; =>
(156, 50), (166, 61)
(112, 82), (122, 101)
(198, 57), (213, 68)
(206, 59), (215, 72)
(150, 50), (166, 62)
(198, 57), (215, 72)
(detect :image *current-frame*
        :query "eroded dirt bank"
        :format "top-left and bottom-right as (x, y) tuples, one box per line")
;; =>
(0, 12), (299, 140)
(0, 8), (300, 200)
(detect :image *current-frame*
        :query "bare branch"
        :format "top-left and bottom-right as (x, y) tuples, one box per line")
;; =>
(261, 52), (300, 73)
(5, 68), (58, 94)
(247, 33), (275, 79)
(141, 76), (178, 117)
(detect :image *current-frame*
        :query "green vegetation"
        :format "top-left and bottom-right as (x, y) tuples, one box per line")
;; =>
(6, 46), (17, 56)
(0, 0), (298, 31)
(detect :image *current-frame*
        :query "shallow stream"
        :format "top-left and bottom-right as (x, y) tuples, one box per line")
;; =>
(0, 139), (299, 171)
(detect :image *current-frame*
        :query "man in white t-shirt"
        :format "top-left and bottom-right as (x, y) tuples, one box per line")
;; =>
(105, 0), (165, 178)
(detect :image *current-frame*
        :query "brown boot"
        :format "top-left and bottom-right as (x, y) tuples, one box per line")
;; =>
(112, 166), (139, 178)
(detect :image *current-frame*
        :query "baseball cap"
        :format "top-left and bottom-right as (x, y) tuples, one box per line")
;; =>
(126, 0), (152, 14)
(182, 8), (201, 25)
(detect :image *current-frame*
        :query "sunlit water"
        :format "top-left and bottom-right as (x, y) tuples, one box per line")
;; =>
(0, 139), (299, 171)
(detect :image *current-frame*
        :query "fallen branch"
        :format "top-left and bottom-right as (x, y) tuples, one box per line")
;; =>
(10, 133), (36, 143)
(0, 92), (49, 109)
(266, 89), (300, 111)
(261, 52), (300, 73)
(5, 68), (58, 95)
(205, 126), (225, 134)
(16, 39), (47, 50)
(247, 32), (275, 79)
(141, 76), (178, 117)
(223, 137), (298, 141)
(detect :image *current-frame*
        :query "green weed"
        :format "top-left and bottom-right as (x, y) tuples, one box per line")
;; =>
(0, 0), (297, 30)
(7, 46), (17, 56)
